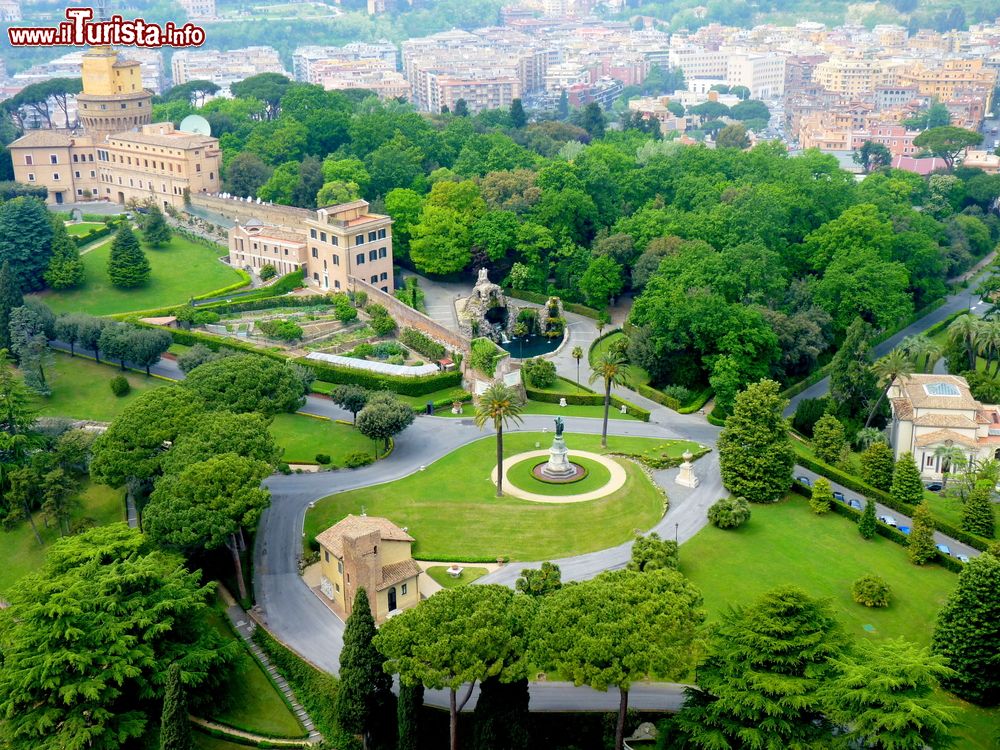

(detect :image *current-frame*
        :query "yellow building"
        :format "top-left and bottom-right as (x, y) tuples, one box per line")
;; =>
(896, 59), (997, 113)
(812, 57), (890, 95)
(315, 515), (421, 622)
(76, 43), (152, 139)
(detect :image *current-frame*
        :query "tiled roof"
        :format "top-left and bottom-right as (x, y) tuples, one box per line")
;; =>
(108, 130), (216, 149)
(912, 414), (978, 429)
(9, 129), (79, 148)
(377, 559), (422, 591)
(891, 397), (913, 420)
(914, 429), (979, 450)
(315, 514), (414, 559)
(894, 374), (980, 411)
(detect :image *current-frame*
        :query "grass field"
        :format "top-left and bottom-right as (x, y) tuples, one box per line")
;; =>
(32, 352), (164, 421)
(193, 734), (256, 750)
(305, 433), (696, 561)
(0, 481), (124, 595)
(65, 221), (104, 236)
(506, 455), (612, 496)
(426, 565), (489, 588)
(269, 412), (374, 465)
(34, 235), (247, 316)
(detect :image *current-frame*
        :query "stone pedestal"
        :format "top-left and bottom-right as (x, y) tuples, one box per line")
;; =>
(675, 450), (700, 488)
(540, 435), (576, 479)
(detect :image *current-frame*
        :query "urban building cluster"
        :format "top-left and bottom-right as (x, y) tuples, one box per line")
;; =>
(171, 46), (289, 96)
(292, 42), (408, 100)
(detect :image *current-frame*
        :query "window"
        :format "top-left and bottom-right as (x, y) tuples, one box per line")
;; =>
(380, 272), (388, 281)
(334, 279), (341, 289)
(72, 154), (79, 163)
(346, 573), (350, 583)
(310, 228), (317, 239)
(335, 583), (340, 592)
(26, 173), (34, 181)
(401, 583), (408, 595)
(74, 171), (80, 178)
(332, 255), (339, 266)
(378, 247), (387, 259)
(324, 551), (330, 562)
(368, 231), (377, 242)
(90, 170), (96, 178)
(369, 250), (377, 261)
(355, 235), (364, 246)
(370, 275), (378, 284)
(323, 260), (327, 270)
(331, 236), (339, 246)
(311, 247), (319, 258)
(24, 155), (31, 165)
(313, 272), (319, 281)
(49, 154), (58, 164)
(356, 253), (365, 265)
(52, 173), (60, 181)
(378, 228), (386, 239)
(320, 231), (327, 242)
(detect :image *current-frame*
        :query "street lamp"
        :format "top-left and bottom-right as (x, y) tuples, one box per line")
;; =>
(674, 523), (679, 544)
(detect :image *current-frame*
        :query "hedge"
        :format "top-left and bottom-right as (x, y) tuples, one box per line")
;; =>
(191, 725), (309, 748)
(587, 327), (622, 365)
(190, 268), (252, 301)
(677, 388), (714, 414)
(635, 383), (680, 411)
(72, 223), (117, 248)
(398, 327), (446, 361)
(295, 357), (462, 397)
(116, 294), (330, 322)
(505, 288), (602, 319)
(524, 376), (651, 422)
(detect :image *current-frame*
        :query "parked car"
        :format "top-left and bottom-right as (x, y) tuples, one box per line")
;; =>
(833, 491), (845, 502)
(925, 482), (943, 492)
(956, 554), (970, 564)
(878, 515), (897, 527)
(848, 499), (863, 510)
(898, 526), (911, 535)
(936, 544), (952, 556)
(796, 475), (812, 487)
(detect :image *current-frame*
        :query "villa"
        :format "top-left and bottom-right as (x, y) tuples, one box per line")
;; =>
(315, 514), (421, 621)
(888, 373), (1000, 478)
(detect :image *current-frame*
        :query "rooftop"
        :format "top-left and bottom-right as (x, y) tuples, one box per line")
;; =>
(315, 514), (414, 559)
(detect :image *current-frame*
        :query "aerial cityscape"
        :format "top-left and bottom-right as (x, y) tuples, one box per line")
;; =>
(0, 0), (997, 749)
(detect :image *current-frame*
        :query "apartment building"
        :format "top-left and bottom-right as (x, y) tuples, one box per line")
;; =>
(896, 59), (997, 113)
(171, 47), (287, 92)
(0, 0), (21, 22)
(812, 56), (891, 95)
(849, 123), (920, 158)
(293, 42), (398, 83)
(178, 0), (215, 18)
(726, 50), (785, 99)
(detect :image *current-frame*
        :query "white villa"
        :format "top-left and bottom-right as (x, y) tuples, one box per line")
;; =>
(888, 373), (1000, 478)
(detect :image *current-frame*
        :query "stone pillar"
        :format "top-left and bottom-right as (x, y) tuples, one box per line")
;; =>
(675, 450), (700, 488)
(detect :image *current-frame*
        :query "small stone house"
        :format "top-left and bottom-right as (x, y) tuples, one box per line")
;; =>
(315, 514), (421, 621)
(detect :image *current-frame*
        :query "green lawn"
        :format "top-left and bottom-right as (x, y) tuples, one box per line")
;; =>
(506, 455), (612, 496)
(426, 565), (489, 588)
(396, 386), (470, 409)
(33, 352), (164, 422)
(205, 608), (306, 738)
(270, 412), (374, 465)
(305, 433), (697, 561)
(0, 481), (124, 595)
(33, 234), (247, 315)
(193, 734), (259, 750)
(521, 399), (641, 421)
(924, 485), (1000, 532)
(65, 221), (105, 236)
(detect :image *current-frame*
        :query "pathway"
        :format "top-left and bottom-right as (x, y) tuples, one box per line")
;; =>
(403, 271), (470, 333)
(188, 718), (314, 748)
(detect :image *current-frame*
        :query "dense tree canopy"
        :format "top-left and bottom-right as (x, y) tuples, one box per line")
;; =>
(182, 354), (305, 415)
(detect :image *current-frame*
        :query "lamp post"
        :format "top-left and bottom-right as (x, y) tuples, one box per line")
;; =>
(674, 523), (679, 544)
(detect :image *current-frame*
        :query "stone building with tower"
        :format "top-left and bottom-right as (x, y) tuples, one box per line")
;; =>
(8, 42), (220, 207)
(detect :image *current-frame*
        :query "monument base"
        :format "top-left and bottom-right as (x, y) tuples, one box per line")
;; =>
(540, 435), (577, 479)
(675, 450), (700, 488)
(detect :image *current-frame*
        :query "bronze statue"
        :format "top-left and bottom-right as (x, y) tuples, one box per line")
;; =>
(555, 416), (564, 437)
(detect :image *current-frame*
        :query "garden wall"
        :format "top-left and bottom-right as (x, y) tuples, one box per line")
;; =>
(350, 277), (470, 355)
(190, 193), (312, 227)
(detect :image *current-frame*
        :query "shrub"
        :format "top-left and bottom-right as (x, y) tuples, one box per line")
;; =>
(471, 337), (503, 376)
(259, 264), (277, 280)
(809, 477), (833, 515)
(192, 311), (221, 325)
(349, 343), (375, 358)
(109, 375), (130, 397)
(792, 397), (830, 438)
(315, 453), (332, 465)
(707, 496), (751, 529)
(852, 574), (891, 608)
(365, 303), (396, 335)
(398, 328), (446, 361)
(660, 384), (693, 403)
(332, 293), (358, 324)
(277, 462), (291, 474)
(258, 319), (304, 341)
(522, 357), (557, 389)
(345, 451), (374, 468)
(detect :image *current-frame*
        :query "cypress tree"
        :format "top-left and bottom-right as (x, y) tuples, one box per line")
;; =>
(891, 452), (924, 507)
(44, 216), (85, 290)
(143, 204), (172, 247)
(908, 502), (937, 565)
(812, 412), (846, 465)
(336, 587), (392, 745)
(397, 682), (423, 750)
(510, 98), (526, 129)
(472, 677), (530, 750)
(107, 224), (151, 288)
(932, 549), (1000, 705)
(962, 480), (995, 538)
(809, 477), (833, 515)
(860, 441), (895, 492)
(0, 260), (23, 352)
(858, 499), (877, 539)
(160, 662), (193, 750)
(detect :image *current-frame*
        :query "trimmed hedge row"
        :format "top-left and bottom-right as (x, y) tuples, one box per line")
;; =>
(296, 357), (462, 397)
(72, 223), (117, 248)
(677, 388), (714, 414)
(398, 326), (447, 361)
(190, 269), (252, 301)
(524, 376), (651, 422)
(635, 383), (680, 411)
(587, 327), (622, 365)
(505, 288), (602, 319)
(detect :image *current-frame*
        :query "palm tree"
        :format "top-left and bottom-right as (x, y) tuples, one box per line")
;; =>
(947, 314), (981, 371)
(475, 382), (524, 498)
(977, 319), (1000, 376)
(854, 427), (887, 451)
(571, 346), (584, 385)
(902, 334), (942, 374)
(933, 444), (968, 490)
(589, 351), (631, 448)
(866, 348), (914, 428)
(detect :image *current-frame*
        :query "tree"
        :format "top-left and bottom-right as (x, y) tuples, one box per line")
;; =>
(396, 682), (423, 750)
(0, 261), (23, 352)
(43, 216), (85, 289)
(533, 570), (704, 750)
(821, 639), (956, 749)
(224, 152), (273, 197)
(934, 444), (968, 489)
(715, 123), (750, 149)
(183, 354), (305, 415)
(410, 205), (472, 275)
(515, 561), (562, 597)
(375, 585), (533, 750)
(589, 351), (630, 448)
(948, 314), (980, 371)
(859, 499), (878, 539)
(861, 441), (895, 492)
(853, 141), (892, 173)
(962, 480), (995, 538)
(453, 99), (469, 117)
(932, 549), (1000, 705)
(510, 98), (526, 129)
(571, 345), (583, 385)
(332, 384), (369, 424)
(76, 314), (107, 362)
(474, 382), (524, 497)
(337, 587), (393, 748)
(107, 223), (151, 288)
(891, 452), (925, 507)
(576, 102), (606, 138)
(144, 453), (271, 602)
(356, 393), (416, 458)
(718, 379), (794, 504)
(627, 532), (679, 572)
(912, 126), (983, 169)
(160, 411), (281, 477)
(813, 412), (846, 464)
(829, 318), (878, 420)
(579, 255), (623, 308)
(0, 196), (54, 292)
(160, 663), (194, 750)
(8, 304), (53, 392)
(675, 586), (846, 749)
(471, 677), (530, 750)
(867, 348), (914, 428)
(0, 526), (231, 750)
(707, 496), (751, 528)
(907, 502), (938, 565)
(143, 204), (171, 247)
(99, 323), (132, 370)
(810, 476), (833, 514)
(127, 326), (173, 376)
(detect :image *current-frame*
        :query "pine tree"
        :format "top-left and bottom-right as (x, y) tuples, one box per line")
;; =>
(809, 476), (833, 515)
(336, 587), (392, 744)
(812, 412), (846, 465)
(908, 502), (937, 565)
(861, 441), (895, 492)
(107, 224), (151, 288)
(472, 677), (530, 750)
(397, 682), (423, 750)
(962, 480), (995, 538)
(859, 499), (877, 539)
(891, 452), (925, 507)
(143, 205), (172, 247)
(558, 89), (569, 120)
(932, 550), (1000, 706)
(510, 98), (526, 129)
(160, 662), (193, 750)
(829, 317), (878, 420)
(0, 260), (23, 352)
(44, 216), (85, 290)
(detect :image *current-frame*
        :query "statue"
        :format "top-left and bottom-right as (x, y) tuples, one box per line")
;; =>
(477, 267), (490, 284)
(554, 416), (564, 437)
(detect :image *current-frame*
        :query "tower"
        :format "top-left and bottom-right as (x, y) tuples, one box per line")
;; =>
(75, 0), (152, 140)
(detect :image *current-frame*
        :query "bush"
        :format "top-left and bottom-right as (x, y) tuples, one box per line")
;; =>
(471, 337), (504, 377)
(792, 397), (830, 438)
(257, 319), (304, 341)
(259, 264), (277, 281)
(299, 359), (461, 396)
(277, 462), (291, 474)
(365, 303), (396, 336)
(522, 357), (557, 388)
(315, 453), (331, 465)
(344, 451), (374, 468)
(524, 376), (651, 422)
(109, 375), (130, 397)
(661, 384), (693, 403)
(707, 496), (751, 529)
(852, 574), (891, 608)
(398, 327), (446, 361)
(192, 311), (221, 325)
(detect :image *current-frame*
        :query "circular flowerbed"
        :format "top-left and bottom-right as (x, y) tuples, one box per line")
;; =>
(506, 455), (612, 497)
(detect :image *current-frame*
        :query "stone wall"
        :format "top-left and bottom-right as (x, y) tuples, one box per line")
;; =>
(350, 276), (471, 355)
(190, 193), (312, 227)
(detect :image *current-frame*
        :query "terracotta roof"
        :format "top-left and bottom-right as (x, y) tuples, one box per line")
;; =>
(976, 409), (995, 424)
(912, 414), (979, 429)
(9, 129), (79, 148)
(378, 559), (422, 591)
(893, 374), (980, 411)
(315, 515), (414, 558)
(107, 130), (216, 150)
(890, 397), (913, 420)
(914, 429), (979, 449)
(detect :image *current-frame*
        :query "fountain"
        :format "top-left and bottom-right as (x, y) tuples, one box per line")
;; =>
(533, 417), (586, 482)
